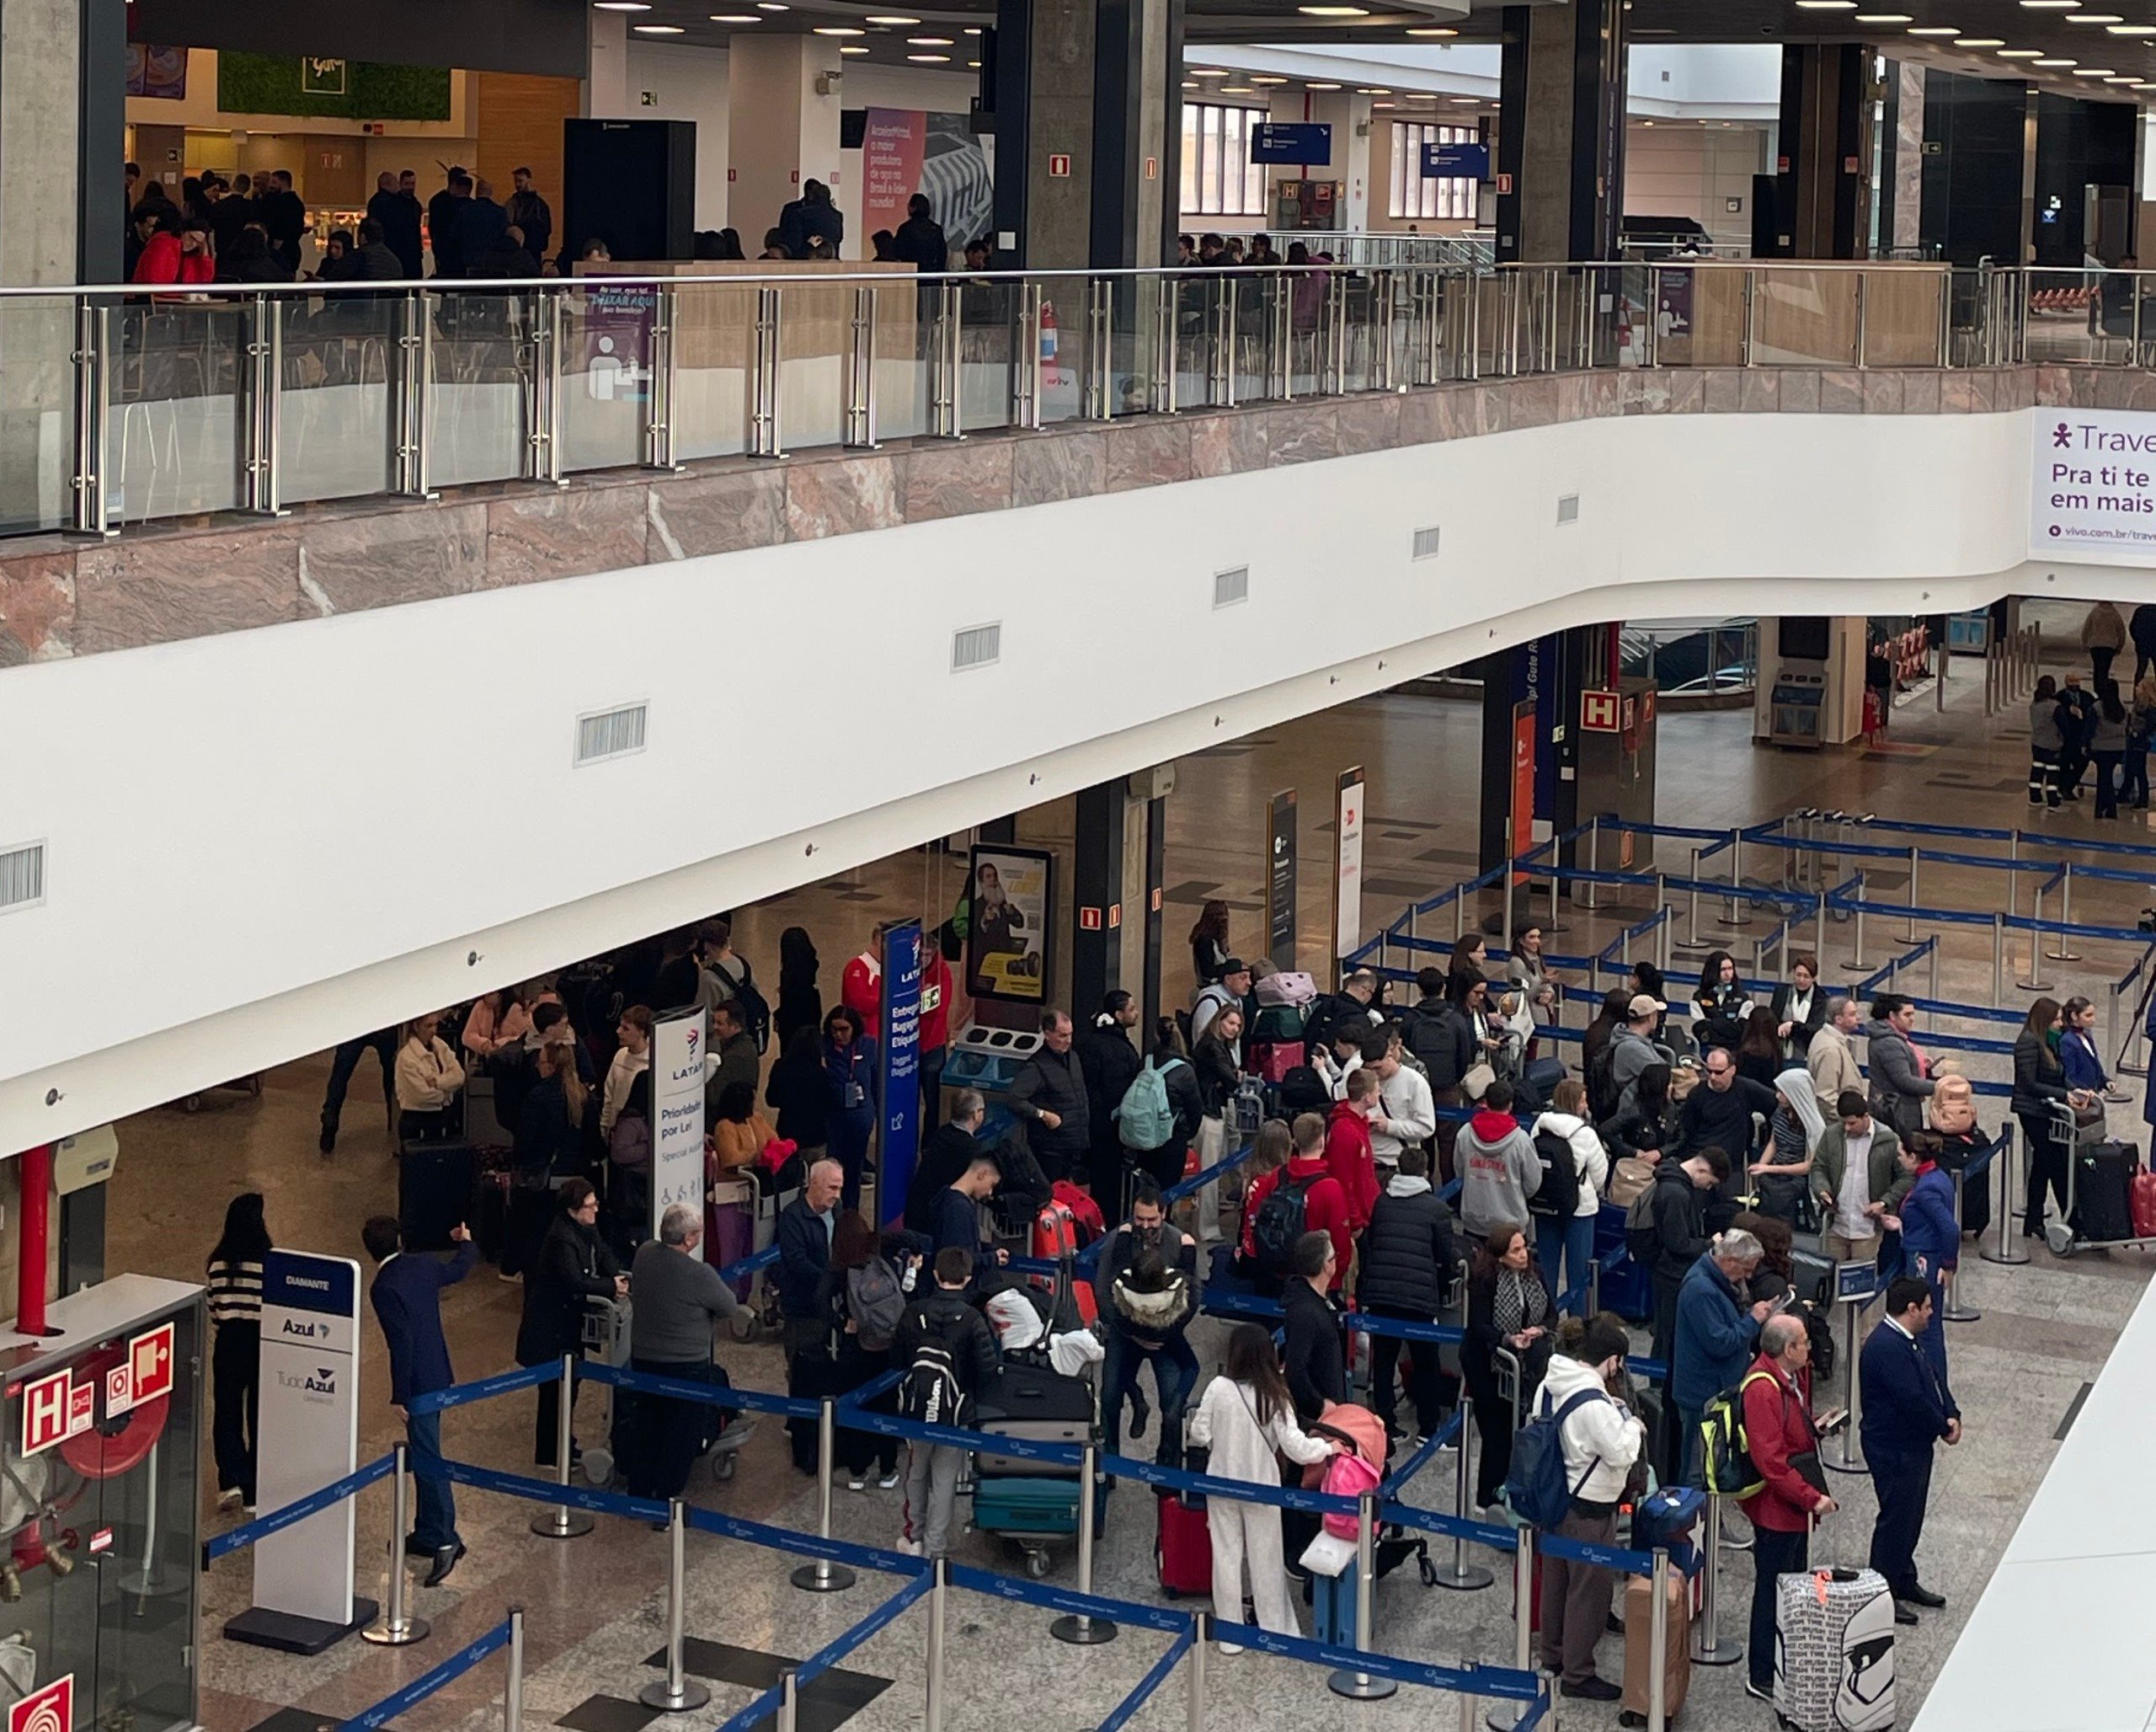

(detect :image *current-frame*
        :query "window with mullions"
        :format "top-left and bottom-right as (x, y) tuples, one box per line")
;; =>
(1390, 122), (1477, 222)
(1180, 102), (1269, 217)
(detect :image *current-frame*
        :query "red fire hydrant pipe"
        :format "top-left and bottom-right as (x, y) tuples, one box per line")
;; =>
(17, 1145), (51, 1337)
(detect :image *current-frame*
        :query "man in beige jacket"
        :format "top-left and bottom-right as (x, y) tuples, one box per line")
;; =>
(1808, 996), (1864, 1119)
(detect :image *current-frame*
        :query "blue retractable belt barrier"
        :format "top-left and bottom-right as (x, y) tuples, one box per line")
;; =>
(1097, 1624), (1195, 1732)
(582, 1359), (821, 1420)
(837, 1366), (905, 1410)
(716, 1243), (783, 1286)
(1378, 1502), (1518, 1550)
(710, 1682), (787, 1732)
(408, 1359), (560, 1417)
(338, 1617), (512, 1729)
(1380, 1409), (1464, 1497)
(203, 1451), (396, 1563)
(946, 1561), (1195, 1634)
(440, 1456), (669, 1523)
(1102, 1451), (1357, 1517)
(1204, 1614), (1545, 1700)
(685, 1500), (926, 1580)
(1165, 1137), (1261, 1205)
(792, 1569), (936, 1691)
(1536, 1530), (1657, 1576)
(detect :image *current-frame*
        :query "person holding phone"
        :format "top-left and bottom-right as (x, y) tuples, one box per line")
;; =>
(1737, 1312), (1838, 1704)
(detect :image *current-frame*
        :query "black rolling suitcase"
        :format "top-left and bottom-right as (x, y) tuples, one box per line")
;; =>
(2073, 1140), (2139, 1243)
(399, 1138), (476, 1251)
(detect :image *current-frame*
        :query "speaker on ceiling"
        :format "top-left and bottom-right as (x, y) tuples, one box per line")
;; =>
(562, 118), (696, 264)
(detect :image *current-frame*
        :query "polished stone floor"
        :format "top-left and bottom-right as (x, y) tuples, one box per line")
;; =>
(112, 599), (2156, 1730)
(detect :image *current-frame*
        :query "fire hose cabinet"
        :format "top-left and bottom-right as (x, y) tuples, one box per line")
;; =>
(0, 1275), (203, 1732)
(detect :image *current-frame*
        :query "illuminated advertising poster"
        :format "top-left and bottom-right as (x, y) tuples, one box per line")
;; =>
(966, 847), (1052, 1002)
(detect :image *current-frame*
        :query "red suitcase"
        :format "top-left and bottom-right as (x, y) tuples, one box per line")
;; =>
(2131, 1169), (2156, 1240)
(1155, 1489), (1213, 1598)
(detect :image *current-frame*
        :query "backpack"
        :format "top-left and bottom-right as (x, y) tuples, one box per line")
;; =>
(1502, 1386), (1610, 1530)
(608, 1111), (651, 1171)
(1529, 1129), (1581, 1220)
(1624, 1184), (1660, 1267)
(898, 1308), (969, 1426)
(1114, 1057), (1186, 1152)
(715, 958), (771, 1056)
(846, 1259), (905, 1353)
(1319, 1440), (1384, 1538)
(1587, 1040), (1621, 1124)
(1051, 1179), (1106, 1245)
(1700, 1368), (1778, 1501)
(1251, 1173), (1320, 1279)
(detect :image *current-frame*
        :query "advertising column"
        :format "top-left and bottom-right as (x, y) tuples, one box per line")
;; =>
(1333, 767), (1365, 972)
(230, 1249), (371, 1651)
(649, 1010), (706, 1243)
(1267, 789), (1298, 964)
(878, 920), (923, 1229)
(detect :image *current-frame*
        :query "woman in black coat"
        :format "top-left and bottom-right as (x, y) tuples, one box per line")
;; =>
(763, 1026), (830, 1155)
(776, 927), (822, 1052)
(516, 1178), (625, 1468)
(2012, 997), (2084, 1238)
(1462, 1222), (1554, 1510)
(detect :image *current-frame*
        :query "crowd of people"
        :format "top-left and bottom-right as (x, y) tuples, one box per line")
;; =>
(2025, 602), (2156, 815)
(220, 879), (2135, 1701)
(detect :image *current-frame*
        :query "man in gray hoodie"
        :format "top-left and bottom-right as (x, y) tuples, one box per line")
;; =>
(1455, 1078), (1543, 1241)
(1606, 994), (1664, 1112)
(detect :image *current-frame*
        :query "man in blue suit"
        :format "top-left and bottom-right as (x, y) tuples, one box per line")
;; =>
(365, 1214), (478, 1586)
(1858, 1275), (1962, 1627)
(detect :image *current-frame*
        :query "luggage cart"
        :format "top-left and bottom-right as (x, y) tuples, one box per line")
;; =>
(2043, 1102), (2156, 1259)
(177, 1074), (263, 1113)
(579, 1294), (633, 1487)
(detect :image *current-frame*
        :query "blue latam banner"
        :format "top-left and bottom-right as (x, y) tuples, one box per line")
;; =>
(879, 918), (923, 1229)
(1422, 141), (1489, 179)
(1251, 122), (1331, 165)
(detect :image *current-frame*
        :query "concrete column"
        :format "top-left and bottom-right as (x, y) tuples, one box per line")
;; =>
(584, 8), (633, 119)
(1071, 778), (1155, 1015)
(728, 35), (843, 254)
(992, 0), (1178, 269)
(1771, 44), (1871, 259)
(1495, 0), (1626, 263)
(1476, 632), (1588, 875)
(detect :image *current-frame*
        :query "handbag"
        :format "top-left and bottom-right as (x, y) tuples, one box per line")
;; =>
(1461, 1061), (1497, 1103)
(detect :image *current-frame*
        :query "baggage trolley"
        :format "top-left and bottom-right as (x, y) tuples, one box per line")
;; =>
(966, 1360), (1098, 1580)
(579, 1294), (632, 1487)
(2043, 1103), (2156, 1259)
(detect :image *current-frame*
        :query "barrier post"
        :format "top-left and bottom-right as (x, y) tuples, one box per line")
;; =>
(1844, 874), (1868, 972)
(1655, 875), (1671, 976)
(1484, 1526), (1534, 1728)
(1728, 829), (1751, 927)
(1648, 1548), (1672, 1732)
(1454, 888), (1465, 946)
(1940, 1179), (1981, 1323)
(1051, 1445), (1118, 1644)
(1585, 815), (1602, 911)
(2016, 884), (2052, 992)
(2008, 830), (2020, 920)
(641, 1499), (711, 1713)
(1588, 1258), (1602, 1318)
(1678, 848), (1705, 951)
(1433, 1414), (1495, 1590)
(791, 1398), (857, 1592)
(1827, 1299), (1866, 1474)
(1904, 847), (1921, 944)
(1815, 890), (1828, 959)
(362, 1442), (430, 1647)
(2045, 863), (2084, 963)
(1502, 859), (1516, 962)
(531, 1355), (595, 1539)
(1689, 1494), (1742, 1666)
(1330, 1491), (1398, 1699)
(778, 1669), (799, 1732)
(1983, 1124), (2031, 1266)
(1993, 912), (2006, 1008)
(505, 1605), (526, 1732)
(926, 1558), (948, 1732)
(1188, 1611), (1209, 1727)
(1930, 939), (1941, 1003)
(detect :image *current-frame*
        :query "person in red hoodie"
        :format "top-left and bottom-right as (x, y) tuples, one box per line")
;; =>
(1738, 1312), (1839, 1706)
(1239, 1112), (1353, 1294)
(841, 924), (884, 1039)
(1323, 1067), (1383, 1232)
(132, 214), (215, 287)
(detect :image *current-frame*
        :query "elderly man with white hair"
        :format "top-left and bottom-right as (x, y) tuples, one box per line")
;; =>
(625, 1202), (745, 1500)
(1670, 1227), (1775, 1485)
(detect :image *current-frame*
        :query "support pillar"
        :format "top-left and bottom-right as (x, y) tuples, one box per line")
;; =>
(1477, 634), (1588, 876)
(726, 36), (844, 257)
(1071, 777), (1157, 1018)
(1495, 0), (1626, 263)
(1770, 45), (1871, 259)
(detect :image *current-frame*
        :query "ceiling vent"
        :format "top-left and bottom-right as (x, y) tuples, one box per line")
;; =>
(0, 842), (45, 912)
(574, 703), (648, 766)
(1556, 494), (1581, 526)
(1214, 566), (1250, 609)
(1412, 526), (1443, 560)
(952, 623), (1002, 671)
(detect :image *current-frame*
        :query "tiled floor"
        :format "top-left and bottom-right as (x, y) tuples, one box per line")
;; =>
(115, 599), (2156, 1730)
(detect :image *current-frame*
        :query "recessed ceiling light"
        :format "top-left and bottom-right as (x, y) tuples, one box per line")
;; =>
(1306, 80), (1342, 88)
(633, 23), (684, 31)
(1854, 12), (1913, 19)
(2021, 1), (2080, 7)
(908, 51), (950, 60)
(2068, 11), (2125, 19)
(711, 13), (760, 20)
(1250, 74), (1289, 83)
(841, 44), (868, 53)
(963, 25), (982, 32)
(2107, 21), (2156, 30)
(1371, 99), (1396, 107)
(1191, 67), (1228, 76)
(1355, 86), (1391, 93)
(864, 13), (919, 20)
(1907, 25), (1962, 33)
(1221, 84), (1254, 92)
(755, 4), (787, 11)
(1998, 46), (2046, 55)
(1954, 36), (2005, 45)
(2032, 56), (2078, 64)
(908, 35), (953, 44)
(2135, 78), (2156, 87)
(1405, 25), (1458, 33)
(1181, 79), (1198, 87)
(1451, 95), (1480, 103)
(967, 59), (979, 66)
(2105, 72), (2140, 79)
(813, 25), (863, 34)
(2072, 64), (2119, 72)
(594, 2), (650, 9)
(1795, 1), (1858, 8)
(1298, 4), (1369, 13)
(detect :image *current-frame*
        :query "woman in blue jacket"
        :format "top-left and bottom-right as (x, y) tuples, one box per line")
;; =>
(2058, 996), (2111, 1100)
(819, 1005), (879, 1213)
(1887, 1136), (1959, 1387)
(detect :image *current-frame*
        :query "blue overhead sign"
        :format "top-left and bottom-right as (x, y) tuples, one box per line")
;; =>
(1251, 122), (1332, 165)
(1422, 141), (1490, 180)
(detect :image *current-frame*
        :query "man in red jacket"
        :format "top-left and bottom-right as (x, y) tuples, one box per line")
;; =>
(1240, 1112), (1353, 1293)
(1738, 1312), (1839, 1705)
(1324, 1067), (1382, 1232)
(841, 924), (885, 1039)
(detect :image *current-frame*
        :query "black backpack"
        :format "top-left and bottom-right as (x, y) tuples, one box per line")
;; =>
(1587, 1040), (1620, 1125)
(1624, 1184), (1660, 1267)
(898, 1308), (968, 1425)
(1251, 1173), (1320, 1279)
(715, 959), (772, 1056)
(1529, 1129), (1581, 1220)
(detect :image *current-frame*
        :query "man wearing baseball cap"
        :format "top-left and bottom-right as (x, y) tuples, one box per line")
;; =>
(1607, 992), (1666, 1114)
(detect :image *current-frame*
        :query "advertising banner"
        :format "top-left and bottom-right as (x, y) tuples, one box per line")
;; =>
(2032, 410), (2156, 563)
(650, 1011), (706, 1240)
(254, 1250), (362, 1630)
(965, 846), (1053, 1002)
(1511, 700), (1537, 883)
(878, 921), (923, 1228)
(1267, 789), (1298, 962)
(862, 108), (928, 239)
(1333, 767), (1365, 966)
(859, 108), (995, 254)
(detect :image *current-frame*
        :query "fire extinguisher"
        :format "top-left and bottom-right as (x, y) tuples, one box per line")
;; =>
(1039, 300), (1059, 366)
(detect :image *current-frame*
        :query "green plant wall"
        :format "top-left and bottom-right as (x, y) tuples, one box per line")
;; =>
(216, 53), (451, 122)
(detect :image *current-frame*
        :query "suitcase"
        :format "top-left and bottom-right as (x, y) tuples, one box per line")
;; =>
(1310, 1561), (1358, 1647)
(398, 1139), (475, 1251)
(2071, 1140), (2138, 1243)
(1249, 1040), (1307, 1084)
(1620, 1568), (1691, 1721)
(1252, 1002), (1309, 1043)
(1774, 1566), (1897, 1732)
(2131, 1169), (2156, 1240)
(1155, 1489), (1213, 1598)
(972, 1474), (1080, 1539)
(972, 1364), (1093, 1478)
(473, 1165), (510, 1264)
(1518, 1056), (1567, 1115)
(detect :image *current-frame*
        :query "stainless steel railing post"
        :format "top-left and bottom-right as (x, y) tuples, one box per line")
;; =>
(504, 1605), (526, 1732)
(844, 282), (879, 449)
(1016, 279), (1045, 430)
(1083, 276), (1112, 420)
(542, 289), (566, 484)
(791, 1398), (857, 1592)
(646, 281), (682, 470)
(70, 296), (114, 536)
(394, 289), (439, 499)
(926, 1557), (948, 1732)
(1050, 1443), (1118, 1643)
(362, 1441), (430, 1646)
(1155, 276), (1179, 414)
(531, 1355), (594, 1538)
(1689, 1493), (1741, 1666)
(1330, 1491), (1398, 1698)
(1433, 1414), (1494, 1590)
(928, 280), (961, 439)
(641, 1499), (711, 1711)
(2045, 863), (2084, 963)
(1481, 1526), (1534, 1727)
(1187, 1610), (1209, 1729)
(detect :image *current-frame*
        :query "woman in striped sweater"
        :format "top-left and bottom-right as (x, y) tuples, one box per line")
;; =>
(205, 1194), (272, 1512)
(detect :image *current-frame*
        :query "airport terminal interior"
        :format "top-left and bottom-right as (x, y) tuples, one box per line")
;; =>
(14, 0), (2156, 1728)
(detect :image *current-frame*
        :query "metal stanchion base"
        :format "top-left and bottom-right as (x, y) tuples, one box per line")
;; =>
(531, 1510), (595, 1540)
(790, 1561), (857, 1593)
(1940, 1298), (1981, 1323)
(1329, 1668), (1398, 1701)
(1690, 1631), (1743, 1668)
(1430, 1561), (1496, 1592)
(1981, 1239), (2032, 1267)
(2014, 975), (2054, 993)
(361, 1613), (430, 1647)
(1050, 1613), (1118, 1645)
(1483, 1697), (1524, 1728)
(2044, 945), (2084, 963)
(640, 1679), (713, 1713)
(1823, 1444), (1869, 1478)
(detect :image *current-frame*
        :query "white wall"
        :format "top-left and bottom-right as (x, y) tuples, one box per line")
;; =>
(0, 406), (2105, 1153)
(623, 40), (731, 231)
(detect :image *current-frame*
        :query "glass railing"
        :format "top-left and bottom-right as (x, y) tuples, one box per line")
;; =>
(10, 258), (2153, 541)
